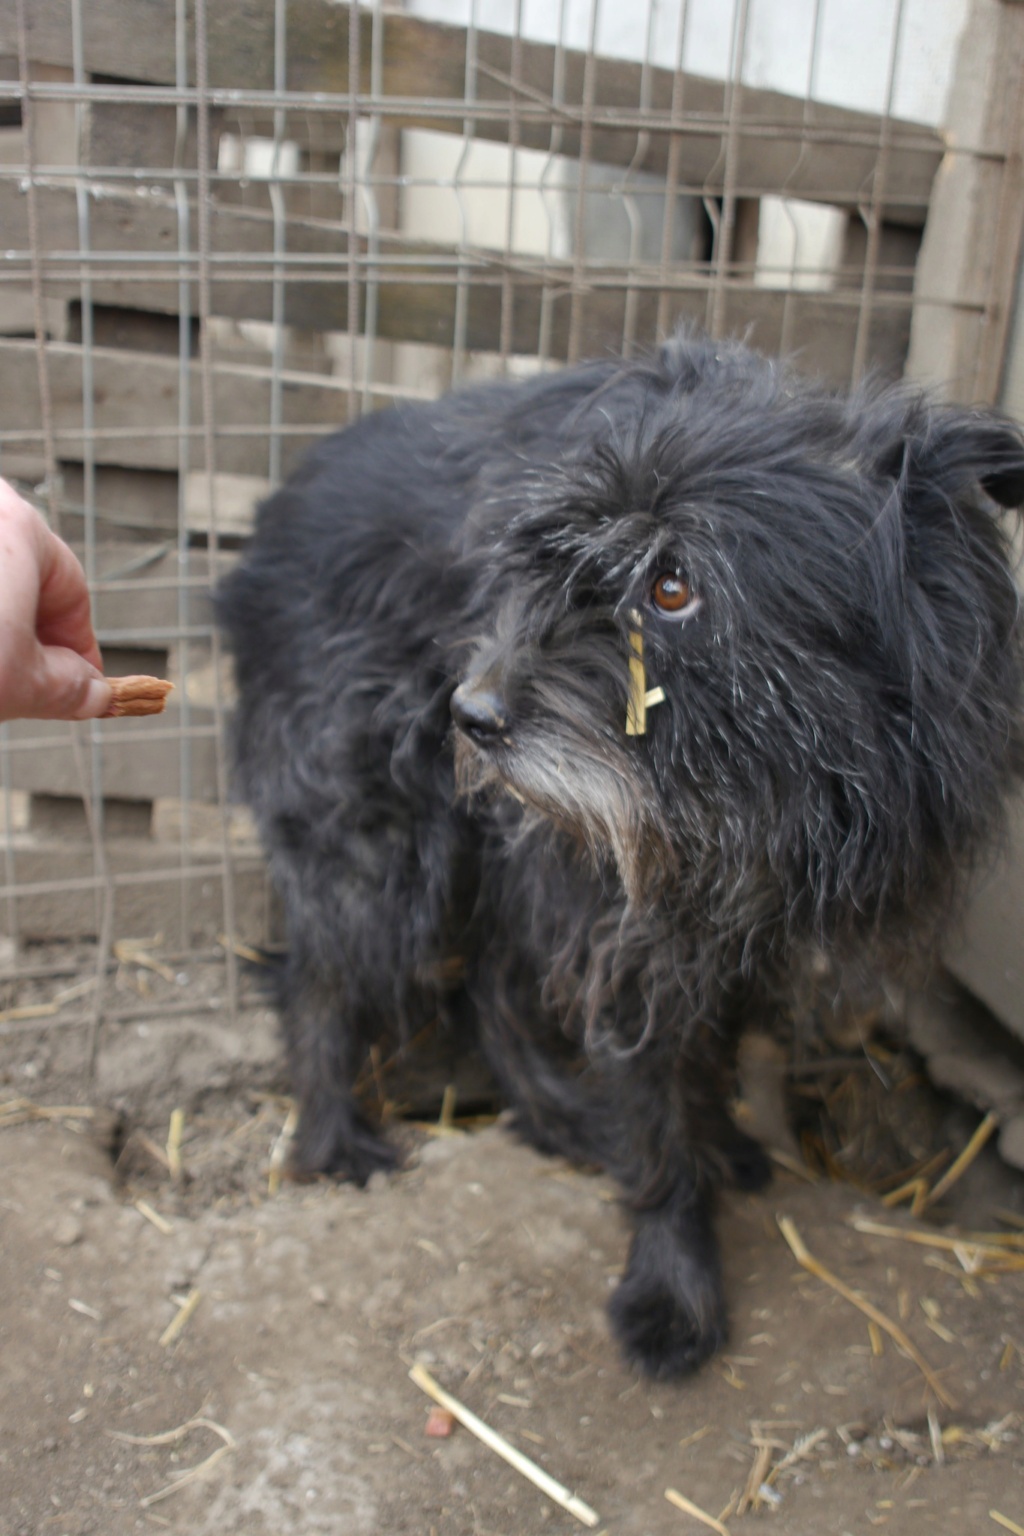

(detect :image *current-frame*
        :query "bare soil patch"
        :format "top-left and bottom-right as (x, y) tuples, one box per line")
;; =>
(1, 947), (1023, 1536)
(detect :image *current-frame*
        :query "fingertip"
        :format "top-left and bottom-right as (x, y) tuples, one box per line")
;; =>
(71, 676), (113, 721)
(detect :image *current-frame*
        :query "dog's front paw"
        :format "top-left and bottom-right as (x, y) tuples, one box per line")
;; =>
(608, 1203), (726, 1378)
(609, 1266), (726, 1378)
(291, 1100), (401, 1186)
(724, 1125), (773, 1191)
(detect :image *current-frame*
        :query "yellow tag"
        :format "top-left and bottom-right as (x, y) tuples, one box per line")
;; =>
(625, 613), (666, 735)
(626, 619), (647, 736)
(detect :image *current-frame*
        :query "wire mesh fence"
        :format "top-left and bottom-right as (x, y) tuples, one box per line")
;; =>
(0, 0), (1017, 1054)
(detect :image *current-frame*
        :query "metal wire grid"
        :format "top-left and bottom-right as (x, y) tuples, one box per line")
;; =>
(0, 0), (933, 1047)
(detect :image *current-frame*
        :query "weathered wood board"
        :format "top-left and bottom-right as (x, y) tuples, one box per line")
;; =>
(0, 337), (372, 476)
(0, 226), (914, 458)
(55, 465), (182, 539)
(4, 709), (222, 803)
(81, 543), (235, 633)
(1, 2), (941, 216)
(0, 841), (269, 942)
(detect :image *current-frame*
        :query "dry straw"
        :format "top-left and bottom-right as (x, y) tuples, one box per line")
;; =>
(922, 1112), (999, 1207)
(664, 1486), (731, 1534)
(268, 1102), (300, 1195)
(159, 1288), (202, 1348)
(134, 1199), (173, 1235)
(991, 1513), (1024, 1536)
(108, 1415), (236, 1508)
(409, 1362), (598, 1527)
(777, 1215), (956, 1409)
(166, 1107), (185, 1181)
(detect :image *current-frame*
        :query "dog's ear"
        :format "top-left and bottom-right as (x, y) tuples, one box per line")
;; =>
(879, 407), (1024, 512)
(971, 417), (1024, 509)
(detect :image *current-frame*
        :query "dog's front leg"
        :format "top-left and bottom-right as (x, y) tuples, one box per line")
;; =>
(600, 1035), (739, 1378)
(280, 950), (399, 1185)
(608, 1170), (726, 1379)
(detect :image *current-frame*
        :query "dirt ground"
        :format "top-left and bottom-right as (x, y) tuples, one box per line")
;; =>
(1, 950), (1023, 1536)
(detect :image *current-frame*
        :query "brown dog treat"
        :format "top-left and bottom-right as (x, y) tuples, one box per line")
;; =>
(104, 675), (174, 718)
(424, 1406), (455, 1438)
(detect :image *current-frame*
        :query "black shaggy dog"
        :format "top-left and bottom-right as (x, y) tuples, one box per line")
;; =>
(218, 332), (1024, 1379)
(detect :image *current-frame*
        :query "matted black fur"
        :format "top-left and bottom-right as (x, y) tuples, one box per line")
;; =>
(217, 333), (1024, 1379)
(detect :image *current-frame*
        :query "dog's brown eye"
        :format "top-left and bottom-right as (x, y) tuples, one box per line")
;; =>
(651, 572), (691, 613)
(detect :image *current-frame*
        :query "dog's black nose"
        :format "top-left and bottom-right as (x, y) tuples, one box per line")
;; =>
(451, 683), (508, 744)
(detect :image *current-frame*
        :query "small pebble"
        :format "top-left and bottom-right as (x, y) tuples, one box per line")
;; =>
(425, 1407), (456, 1438)
(52, 1216), (83, 1248)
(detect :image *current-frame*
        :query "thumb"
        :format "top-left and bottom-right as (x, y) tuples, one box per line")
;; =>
(30, 646), (112, 721)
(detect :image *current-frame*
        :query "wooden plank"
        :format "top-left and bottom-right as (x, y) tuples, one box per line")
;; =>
(65, 303), (194, 356)
(0, 180), (383, 335)
(183, 473), (272, 539)
(21, 62), (78, 167)
(4, 709), (222, 802)
(0, 462), (182, 545)
(0, 278), (910, 484)
(0, 183), (913, 378)
(0, 99), (217, 174)
(0, 336), (381, 476)
(0, 841), (269, 943)
(28, 794), (152, 838)
(1, 1), (942, 215)
(99, 645), (170, 680)
(971, 20), (1024, 401)
(907, 0), (1024, 401)
(0, 124), (25, 163)
(73, 543), (236, 632)
(56, 464), (181, 540)
(0, 283), (65, 338)
(85, 100), (217, 173)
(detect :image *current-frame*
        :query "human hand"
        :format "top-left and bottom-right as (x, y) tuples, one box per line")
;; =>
(0, 478), (112, 723)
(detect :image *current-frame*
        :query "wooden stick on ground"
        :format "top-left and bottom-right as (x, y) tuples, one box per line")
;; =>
(736, 1438), (775, 1516)
(135, 1199), (173, 1235)
(990, 1512), (1024, 1536)
(922, 1112), (999, 1208)
(777, 1216), (956, 1409)
(158, 1288), (202, 1348)
(0, 1099), (95, 1125)
(166, 1107), (185, 1182)
(851, 1216), (1024, 1260)
(268, 1102), (299, 1195)
(664, 1486), (731, 1535)
(408, 1362), (598, 1528)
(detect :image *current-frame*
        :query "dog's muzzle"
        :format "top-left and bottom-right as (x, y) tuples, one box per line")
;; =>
(451, 682), (508, 745)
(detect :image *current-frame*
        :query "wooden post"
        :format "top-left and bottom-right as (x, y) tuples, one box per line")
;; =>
(906, 0), (1024, 403)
